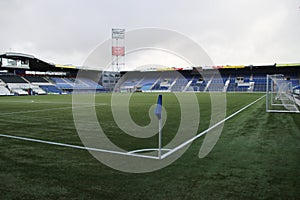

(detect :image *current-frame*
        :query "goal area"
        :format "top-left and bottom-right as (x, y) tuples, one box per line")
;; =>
(266, 74), (300, 113)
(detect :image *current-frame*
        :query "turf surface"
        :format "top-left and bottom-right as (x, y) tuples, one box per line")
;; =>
(0, 93), (299, 199)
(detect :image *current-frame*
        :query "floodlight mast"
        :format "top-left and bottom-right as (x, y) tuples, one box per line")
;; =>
(112, 29), (125, 72)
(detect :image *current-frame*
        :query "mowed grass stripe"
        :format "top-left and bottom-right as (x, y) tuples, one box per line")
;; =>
(0, 93), (299, 200)
(0, 94), (265, 160)
(0, 93), (265, 150)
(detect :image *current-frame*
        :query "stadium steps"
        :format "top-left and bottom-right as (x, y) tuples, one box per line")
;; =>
(182, 76), (194, 92)
(0, 85), (13, 96)
(168, 76), (179, 91)
(204, 79), (212, 92)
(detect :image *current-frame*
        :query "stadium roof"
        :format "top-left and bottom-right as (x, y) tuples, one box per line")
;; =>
(1, 52), (300, 73)
(0, 52), (55, 71)
(0, 52), (36, 60)
(0, 52), (103, 72)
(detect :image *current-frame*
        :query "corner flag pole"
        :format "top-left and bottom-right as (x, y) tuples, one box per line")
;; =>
(158, 111), (162, 159)
(155, 94), (162, 159)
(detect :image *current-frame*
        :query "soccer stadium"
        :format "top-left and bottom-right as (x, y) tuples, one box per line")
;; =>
(1, 1), (300, 199)
(0, 47), (299, 199)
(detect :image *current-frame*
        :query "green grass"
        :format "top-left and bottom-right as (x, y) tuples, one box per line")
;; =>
(0, 93), (299, 199)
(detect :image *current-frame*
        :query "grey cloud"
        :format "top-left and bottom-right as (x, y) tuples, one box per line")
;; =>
(0, 0), (299, 66)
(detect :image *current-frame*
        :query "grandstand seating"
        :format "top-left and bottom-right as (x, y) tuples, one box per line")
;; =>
(0, 74), (105, 95)
(139, 76), (160, 91)
(171, 77), (190, 92)
(0, 75), (27, 83)
(39, 85), (62, 94)
(31, 86), (47, 95)
(48, 77), (103, 91)
(253, 76), (267, 92)
(9, 88), (28, 95)
(76, 78), (104, 90)
(117, 66), (299, 93)
(0, 85), (13, 96)
(24, 76), (49, 83)
(0, 75), (49, 95)
(206, 77), (225, 92)
(50, 77), (73, 89)
(0, 64), (298, 95)
(6, 83), (30, 95)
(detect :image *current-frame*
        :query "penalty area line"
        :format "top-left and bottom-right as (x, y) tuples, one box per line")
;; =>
(0, 134), (159, 160)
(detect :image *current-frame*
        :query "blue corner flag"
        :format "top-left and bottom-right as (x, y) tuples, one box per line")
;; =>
(155, 94), (162, 120)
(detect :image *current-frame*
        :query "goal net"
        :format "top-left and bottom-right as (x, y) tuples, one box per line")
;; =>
(266, 74), (300, 113)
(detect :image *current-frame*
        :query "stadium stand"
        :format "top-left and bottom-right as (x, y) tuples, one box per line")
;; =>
(50, 77), (73, 90)
(0, 85), (12, 95)
(49, 77), (104, 91)
(76, 78), (104, 90)
(24, 76), (49, 83)
(117, 64), (299, 93)
(0, 74), (104, 95)
(0, 74), (27, 83)
(39, 85), (62, 94)
(0, 66), (298, 95)
(0, 52), (299, 95)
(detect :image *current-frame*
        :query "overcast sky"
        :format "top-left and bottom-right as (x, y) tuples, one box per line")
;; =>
(0, 0), (299, 68)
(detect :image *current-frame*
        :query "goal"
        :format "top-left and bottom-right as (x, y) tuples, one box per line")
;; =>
(266, 74), (300, 113)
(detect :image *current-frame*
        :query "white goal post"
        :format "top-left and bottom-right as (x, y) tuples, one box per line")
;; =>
(266, 74), (300, 113)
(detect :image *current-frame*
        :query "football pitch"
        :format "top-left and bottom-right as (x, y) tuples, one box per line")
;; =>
(0, 93), (299, 199)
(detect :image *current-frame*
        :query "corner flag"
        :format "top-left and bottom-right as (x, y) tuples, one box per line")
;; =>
(155, 94), (163, 159)
(155, 94), (162, 120)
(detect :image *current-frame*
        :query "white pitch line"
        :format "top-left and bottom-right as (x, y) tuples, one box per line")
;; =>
(161, 95), (266, 159)
(0, 106), (82, 116)
(0, 133), (159, 160)
(0, 100), (73, 104)
(0, 95), (265, 160)
(0, 100), (108, 105)
(0, 103), (106, 116)
(128, 148), (171, 154)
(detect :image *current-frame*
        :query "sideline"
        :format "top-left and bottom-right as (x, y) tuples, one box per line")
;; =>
(0, 103), (107, 116)
(0, 133), (159, 160)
